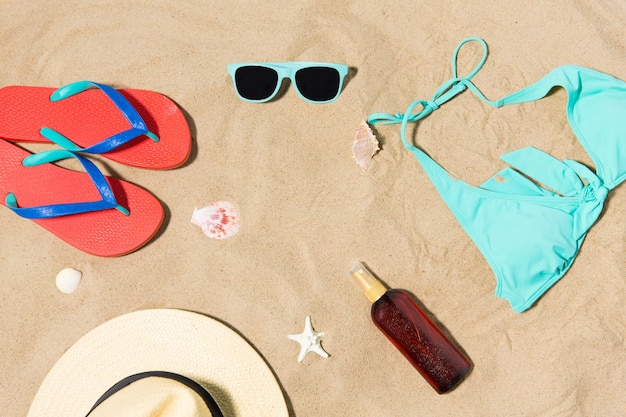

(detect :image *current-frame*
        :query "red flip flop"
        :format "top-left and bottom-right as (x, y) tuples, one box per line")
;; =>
(0, 139), (164, 256)
(0, 81), (191, 169)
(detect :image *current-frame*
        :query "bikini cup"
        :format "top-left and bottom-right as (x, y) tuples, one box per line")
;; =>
(368, 38), (623, 312)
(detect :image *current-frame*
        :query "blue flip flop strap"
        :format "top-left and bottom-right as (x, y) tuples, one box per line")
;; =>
(37, 80), (159, 157)
(5, 150), (129, 219)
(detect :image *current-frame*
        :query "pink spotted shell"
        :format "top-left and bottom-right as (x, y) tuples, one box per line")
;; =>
(191, 201), (241, 239)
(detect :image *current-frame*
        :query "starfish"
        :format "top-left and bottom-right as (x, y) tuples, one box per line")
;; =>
(287, 316), (330, 363)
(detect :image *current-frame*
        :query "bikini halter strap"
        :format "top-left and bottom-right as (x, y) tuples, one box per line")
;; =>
(367, 37), (497, 150)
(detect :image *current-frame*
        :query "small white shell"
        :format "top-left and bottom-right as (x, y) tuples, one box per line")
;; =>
(352, 120), (380, 171)
(191, 201), (241, 239)
(55, 268), (82, 294)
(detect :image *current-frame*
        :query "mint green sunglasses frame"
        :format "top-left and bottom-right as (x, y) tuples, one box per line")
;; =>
(227, 62), (349, 104)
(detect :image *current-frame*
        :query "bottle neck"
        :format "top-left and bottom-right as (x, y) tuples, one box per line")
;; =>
(350, 264), (388, 303)
(364, 280), (387, 303)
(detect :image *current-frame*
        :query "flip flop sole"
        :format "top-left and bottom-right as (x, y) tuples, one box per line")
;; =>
(0, 85), (191, 169)
(0, 139), (164, 256)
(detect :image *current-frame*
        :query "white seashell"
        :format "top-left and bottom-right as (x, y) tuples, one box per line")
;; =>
(352, 120), (380, 171)
(191, 201), (241, 239)
(55, 268), (82, 294)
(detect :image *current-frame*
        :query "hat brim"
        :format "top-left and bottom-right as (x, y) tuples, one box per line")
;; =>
(27, 309), (289, 417)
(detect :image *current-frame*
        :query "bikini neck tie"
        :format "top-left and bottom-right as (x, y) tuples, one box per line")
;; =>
(367, 37), (497, 150)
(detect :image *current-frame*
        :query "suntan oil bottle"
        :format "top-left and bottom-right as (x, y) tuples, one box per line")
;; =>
(349, 262), (472, 394)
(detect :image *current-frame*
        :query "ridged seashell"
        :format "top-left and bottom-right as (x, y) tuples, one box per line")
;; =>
(191, 201), (241, 239)
(55, 267), (82, 294)
(352, 120), (380, 171)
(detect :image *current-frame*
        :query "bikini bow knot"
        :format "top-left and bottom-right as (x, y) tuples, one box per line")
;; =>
(573, 181), (608, 239)
(583, 181), (608, 202)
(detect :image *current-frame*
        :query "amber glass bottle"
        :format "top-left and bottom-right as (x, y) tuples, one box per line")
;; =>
(350, 262), (472, 394)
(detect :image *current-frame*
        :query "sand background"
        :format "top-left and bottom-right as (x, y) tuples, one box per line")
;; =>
(1, 1), (624, 416)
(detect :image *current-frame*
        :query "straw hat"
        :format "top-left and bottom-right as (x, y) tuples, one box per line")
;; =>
(27, 309), (289, 417)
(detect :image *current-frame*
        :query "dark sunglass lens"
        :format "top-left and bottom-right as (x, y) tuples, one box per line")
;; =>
(295, 67), (341, 102)
(234, 66), (279, 101)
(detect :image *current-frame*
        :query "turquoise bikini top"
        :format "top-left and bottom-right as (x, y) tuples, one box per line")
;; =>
(368, 38), (625, 313)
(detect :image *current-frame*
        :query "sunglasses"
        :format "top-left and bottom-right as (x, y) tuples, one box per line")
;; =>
(227, 62), (348, 104)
